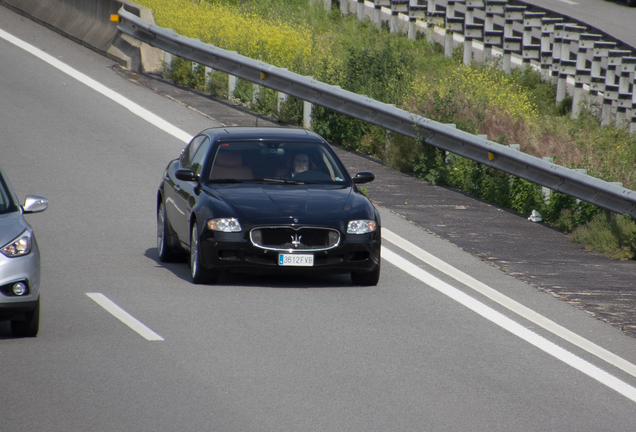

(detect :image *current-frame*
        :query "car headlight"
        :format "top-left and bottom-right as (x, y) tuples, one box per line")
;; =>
(1, 230), (32, 257)
(207, 218), (242, 232)
(347, 220), (377, 234)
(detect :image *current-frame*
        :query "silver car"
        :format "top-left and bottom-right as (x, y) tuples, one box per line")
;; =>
(0, 165), (47, 337)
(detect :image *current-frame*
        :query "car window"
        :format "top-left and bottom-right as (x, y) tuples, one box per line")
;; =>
(181, 135), (207, 169)
(190, 137), (212, 176)
(0, 170), (18, 215)
(206, 140), (350, 184)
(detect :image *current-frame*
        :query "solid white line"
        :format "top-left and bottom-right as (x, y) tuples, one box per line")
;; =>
(86, 293), (164, 341)
(381, 246), (636, 403)
(0, 28), (193, 144)
(382, 228), (636, 379)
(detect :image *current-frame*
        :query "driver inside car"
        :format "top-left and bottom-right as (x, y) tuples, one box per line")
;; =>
(287, 153), (310, 178)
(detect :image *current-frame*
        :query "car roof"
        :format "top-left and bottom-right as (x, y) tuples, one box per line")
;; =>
(200, 127), (324, 143)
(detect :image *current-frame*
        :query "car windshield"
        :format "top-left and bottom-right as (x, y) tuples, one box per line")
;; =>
(206, 140), (350, 185)
(0, 169), (18, 215)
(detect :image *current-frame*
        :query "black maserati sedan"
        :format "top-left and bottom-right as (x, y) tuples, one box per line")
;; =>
(157, 127), (381, 285)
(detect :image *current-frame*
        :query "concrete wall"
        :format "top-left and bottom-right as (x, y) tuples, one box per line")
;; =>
(0, 0), (161, 72)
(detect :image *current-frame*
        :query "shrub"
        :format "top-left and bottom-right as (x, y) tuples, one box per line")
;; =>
(571, 213), (636, 260)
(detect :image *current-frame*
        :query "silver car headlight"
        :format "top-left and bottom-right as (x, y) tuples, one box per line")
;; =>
(207, 218), (242, 232)
(347, 220), (377, 234)
(1, 230), (32, 257)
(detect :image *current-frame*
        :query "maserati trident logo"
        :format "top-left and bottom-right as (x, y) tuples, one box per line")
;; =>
(291, 234), (302, 248)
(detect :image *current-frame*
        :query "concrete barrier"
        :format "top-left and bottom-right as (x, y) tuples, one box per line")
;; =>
(0, 0), (161, 72)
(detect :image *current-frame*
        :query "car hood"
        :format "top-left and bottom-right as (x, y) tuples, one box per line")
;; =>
(0, 212), (29, 247)
(213, 185), (352, 220)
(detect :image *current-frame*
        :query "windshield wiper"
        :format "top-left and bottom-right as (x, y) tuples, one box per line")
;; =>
(207, 179), (244, 183)
(250, 177), (307, 185)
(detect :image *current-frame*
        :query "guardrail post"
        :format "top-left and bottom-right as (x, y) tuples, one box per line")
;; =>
(503, 5), (524, 74)
(541, 157), (554, 203)
(341, 0), (350, 14)
(303, 101), (313, 129)
(427, 1), (445, 45)
(228, 75), (238, 100)
(601, 50), (629, 126)
(164, 51), (173, 67)
(557, 25), (585, 105)
(390, 0), (409, 33)
(552, 24), (566, 102)
(315, 0), (332, 10)
(540, 18), (561, 83)
(205, 66), (213, 87)
(408, 0), (427, 40)
(632, 86), (636, 133)
(483, 0), (505, 63)
(616, 56), (636, 128)
(277, 92), (288, 113)
(464, 0), (484, 65)
(590, 41), (615, 110)
(252, 83), (261, 107)
(572, 34), (600, 118)
(374, 0), (390, 29)
(522, 12), (544, 67)
(444, 1), (463, 58)
(357, 0), (366, 20)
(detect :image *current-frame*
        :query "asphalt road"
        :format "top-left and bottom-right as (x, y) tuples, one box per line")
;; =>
(520, 0), (636, 49)
(2, 5), (636, 431)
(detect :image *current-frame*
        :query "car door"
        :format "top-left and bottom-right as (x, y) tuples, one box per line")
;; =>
(164, 135), (209, 245)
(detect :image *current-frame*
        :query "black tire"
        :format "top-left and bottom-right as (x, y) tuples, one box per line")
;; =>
(628, 0), (636, 7)
(11, 297), (40, 337)
(351, 261), (381, 286)
(190, 222), (219, 284)
(157, 201), (176, 262)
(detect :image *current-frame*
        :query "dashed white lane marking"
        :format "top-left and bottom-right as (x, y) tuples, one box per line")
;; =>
(87, 293), (164, 341)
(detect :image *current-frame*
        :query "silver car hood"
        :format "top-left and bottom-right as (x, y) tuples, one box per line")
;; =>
(0, 212), (29, 247)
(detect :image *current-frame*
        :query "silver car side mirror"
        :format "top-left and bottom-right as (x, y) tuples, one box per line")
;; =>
(22, 195), (48, 214)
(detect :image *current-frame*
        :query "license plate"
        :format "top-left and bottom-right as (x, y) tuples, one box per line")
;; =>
(278, 254), (314, 266)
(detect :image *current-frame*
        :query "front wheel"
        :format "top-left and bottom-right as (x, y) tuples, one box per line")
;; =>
(11, 297), (40, 337)
(190, 222), (219, 285)
(351, 261), (381, 286)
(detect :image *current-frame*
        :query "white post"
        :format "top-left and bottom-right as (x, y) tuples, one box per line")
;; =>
(277, 92), (288, 113)
(303, 101), (313, 129)
(228, 75), (238, 100)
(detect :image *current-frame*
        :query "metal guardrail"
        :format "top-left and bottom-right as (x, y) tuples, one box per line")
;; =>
(339, 0), (636, 132)
(116, 6), (636, 218)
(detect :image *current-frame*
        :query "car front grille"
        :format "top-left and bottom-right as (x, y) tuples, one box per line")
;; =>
(250, 227), (340, 251)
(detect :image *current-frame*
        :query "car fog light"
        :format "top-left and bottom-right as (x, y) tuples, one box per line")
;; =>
(12, 282), (28, 296)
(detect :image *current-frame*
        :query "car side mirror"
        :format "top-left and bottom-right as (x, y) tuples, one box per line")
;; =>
(175, 169), (200, 183)
(352, 171), (375, 184)
(22, 195), (48, 214)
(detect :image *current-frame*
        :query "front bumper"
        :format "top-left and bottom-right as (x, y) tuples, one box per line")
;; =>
(0, 243), (41, 320)
(199, 229), (381, 275)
